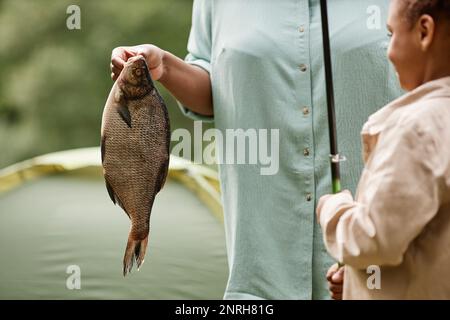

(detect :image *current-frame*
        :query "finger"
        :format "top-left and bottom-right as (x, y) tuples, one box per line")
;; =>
(331, 266), (345, 283)
(111, 72), (118, 81)
(111, 47), (127, 61)
(111, 56), (125, 70)
(326, 263), (339, 281)
(330, 291), (342, 300)
(329, 282), (343, 293)
(134, 50), (146, 59)
(110, 63), (116, 71)
(111, 65), (121, 76)
(124, 48), (139, 60)
(143, 46), (164, 69)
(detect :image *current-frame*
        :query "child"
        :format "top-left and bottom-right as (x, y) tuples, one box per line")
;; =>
(317, 0), (450, 299)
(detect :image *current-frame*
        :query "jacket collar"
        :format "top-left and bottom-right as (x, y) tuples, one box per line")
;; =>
(361, 76), (450, 162)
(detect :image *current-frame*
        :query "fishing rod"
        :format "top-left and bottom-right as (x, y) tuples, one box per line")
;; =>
(320, 0), (345, 268)
(320, 0), (345, 194)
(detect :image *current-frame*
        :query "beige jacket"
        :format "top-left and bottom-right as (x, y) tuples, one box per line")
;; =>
(318, 77), (450, 299)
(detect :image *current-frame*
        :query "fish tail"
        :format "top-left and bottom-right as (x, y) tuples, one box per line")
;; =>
(122, 234), (149, 276)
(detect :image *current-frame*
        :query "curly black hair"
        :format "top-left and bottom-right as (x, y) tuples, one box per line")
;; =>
(401, 0), (450, 27)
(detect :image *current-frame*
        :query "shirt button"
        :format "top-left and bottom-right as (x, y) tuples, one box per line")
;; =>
(303, 148), (310, 156)
(306, 193), (312, 202)
(299, 64), (308, 72)
(302, 107), (310, 115)
(299, 25), (305, 33)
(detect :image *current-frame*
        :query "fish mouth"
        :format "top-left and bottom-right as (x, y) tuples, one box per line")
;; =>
(125, 56), (154, 86)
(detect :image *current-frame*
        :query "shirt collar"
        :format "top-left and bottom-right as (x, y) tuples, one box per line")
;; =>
(362, 76), (450, 137)
(360, 76), (450, 162)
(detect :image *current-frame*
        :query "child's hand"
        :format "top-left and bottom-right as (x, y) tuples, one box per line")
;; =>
(327, 263), (344, 300)
(318, 191), (351, 300)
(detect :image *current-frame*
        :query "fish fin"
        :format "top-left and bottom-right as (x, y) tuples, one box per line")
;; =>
(155, 159), (169, 193)
(104, 177), (131, 219)
(104, 178), (116, 205)
(101, 135), (106, 164)
(117, 104), (132, 128)
(123, 235), (149, 276)
(102, 137), (119, 206)
(114, 88), (132, 128)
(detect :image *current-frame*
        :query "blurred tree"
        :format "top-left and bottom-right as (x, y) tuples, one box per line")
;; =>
(0, 0), (209, 168)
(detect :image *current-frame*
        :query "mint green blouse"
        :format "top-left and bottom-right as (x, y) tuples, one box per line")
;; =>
(178, 0), (402, 299)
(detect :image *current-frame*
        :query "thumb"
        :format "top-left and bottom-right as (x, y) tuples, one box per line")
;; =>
(123, 48), (139, 61)
(331, 266), (345, 283)
(326, 263), (339, 281)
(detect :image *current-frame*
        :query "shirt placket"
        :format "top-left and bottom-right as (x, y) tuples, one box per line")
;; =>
(295, 0), (316, 299)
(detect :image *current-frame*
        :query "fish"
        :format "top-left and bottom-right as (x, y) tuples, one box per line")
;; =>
(100, 55), (170, 276)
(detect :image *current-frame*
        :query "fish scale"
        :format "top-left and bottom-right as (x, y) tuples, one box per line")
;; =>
(100, 55), (170, 276)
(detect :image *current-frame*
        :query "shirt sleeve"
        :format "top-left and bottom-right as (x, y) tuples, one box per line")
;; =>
(177, 0), (214, 123)
(318, 124), (442, 269)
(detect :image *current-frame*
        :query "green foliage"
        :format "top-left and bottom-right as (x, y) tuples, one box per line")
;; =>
(0, 0), (201, 168)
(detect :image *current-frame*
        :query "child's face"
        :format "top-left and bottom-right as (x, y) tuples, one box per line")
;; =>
(387, 0), (426, 91)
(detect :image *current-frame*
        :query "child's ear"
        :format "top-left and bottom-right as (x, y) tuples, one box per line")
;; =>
(417, 14), (435, 51)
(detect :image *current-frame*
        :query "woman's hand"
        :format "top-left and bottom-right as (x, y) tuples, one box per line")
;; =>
(110, 44), (213, 116)
(110, 44), (165, 81)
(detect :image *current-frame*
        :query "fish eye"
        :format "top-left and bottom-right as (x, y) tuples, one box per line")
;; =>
(135, 68), (142, 76)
